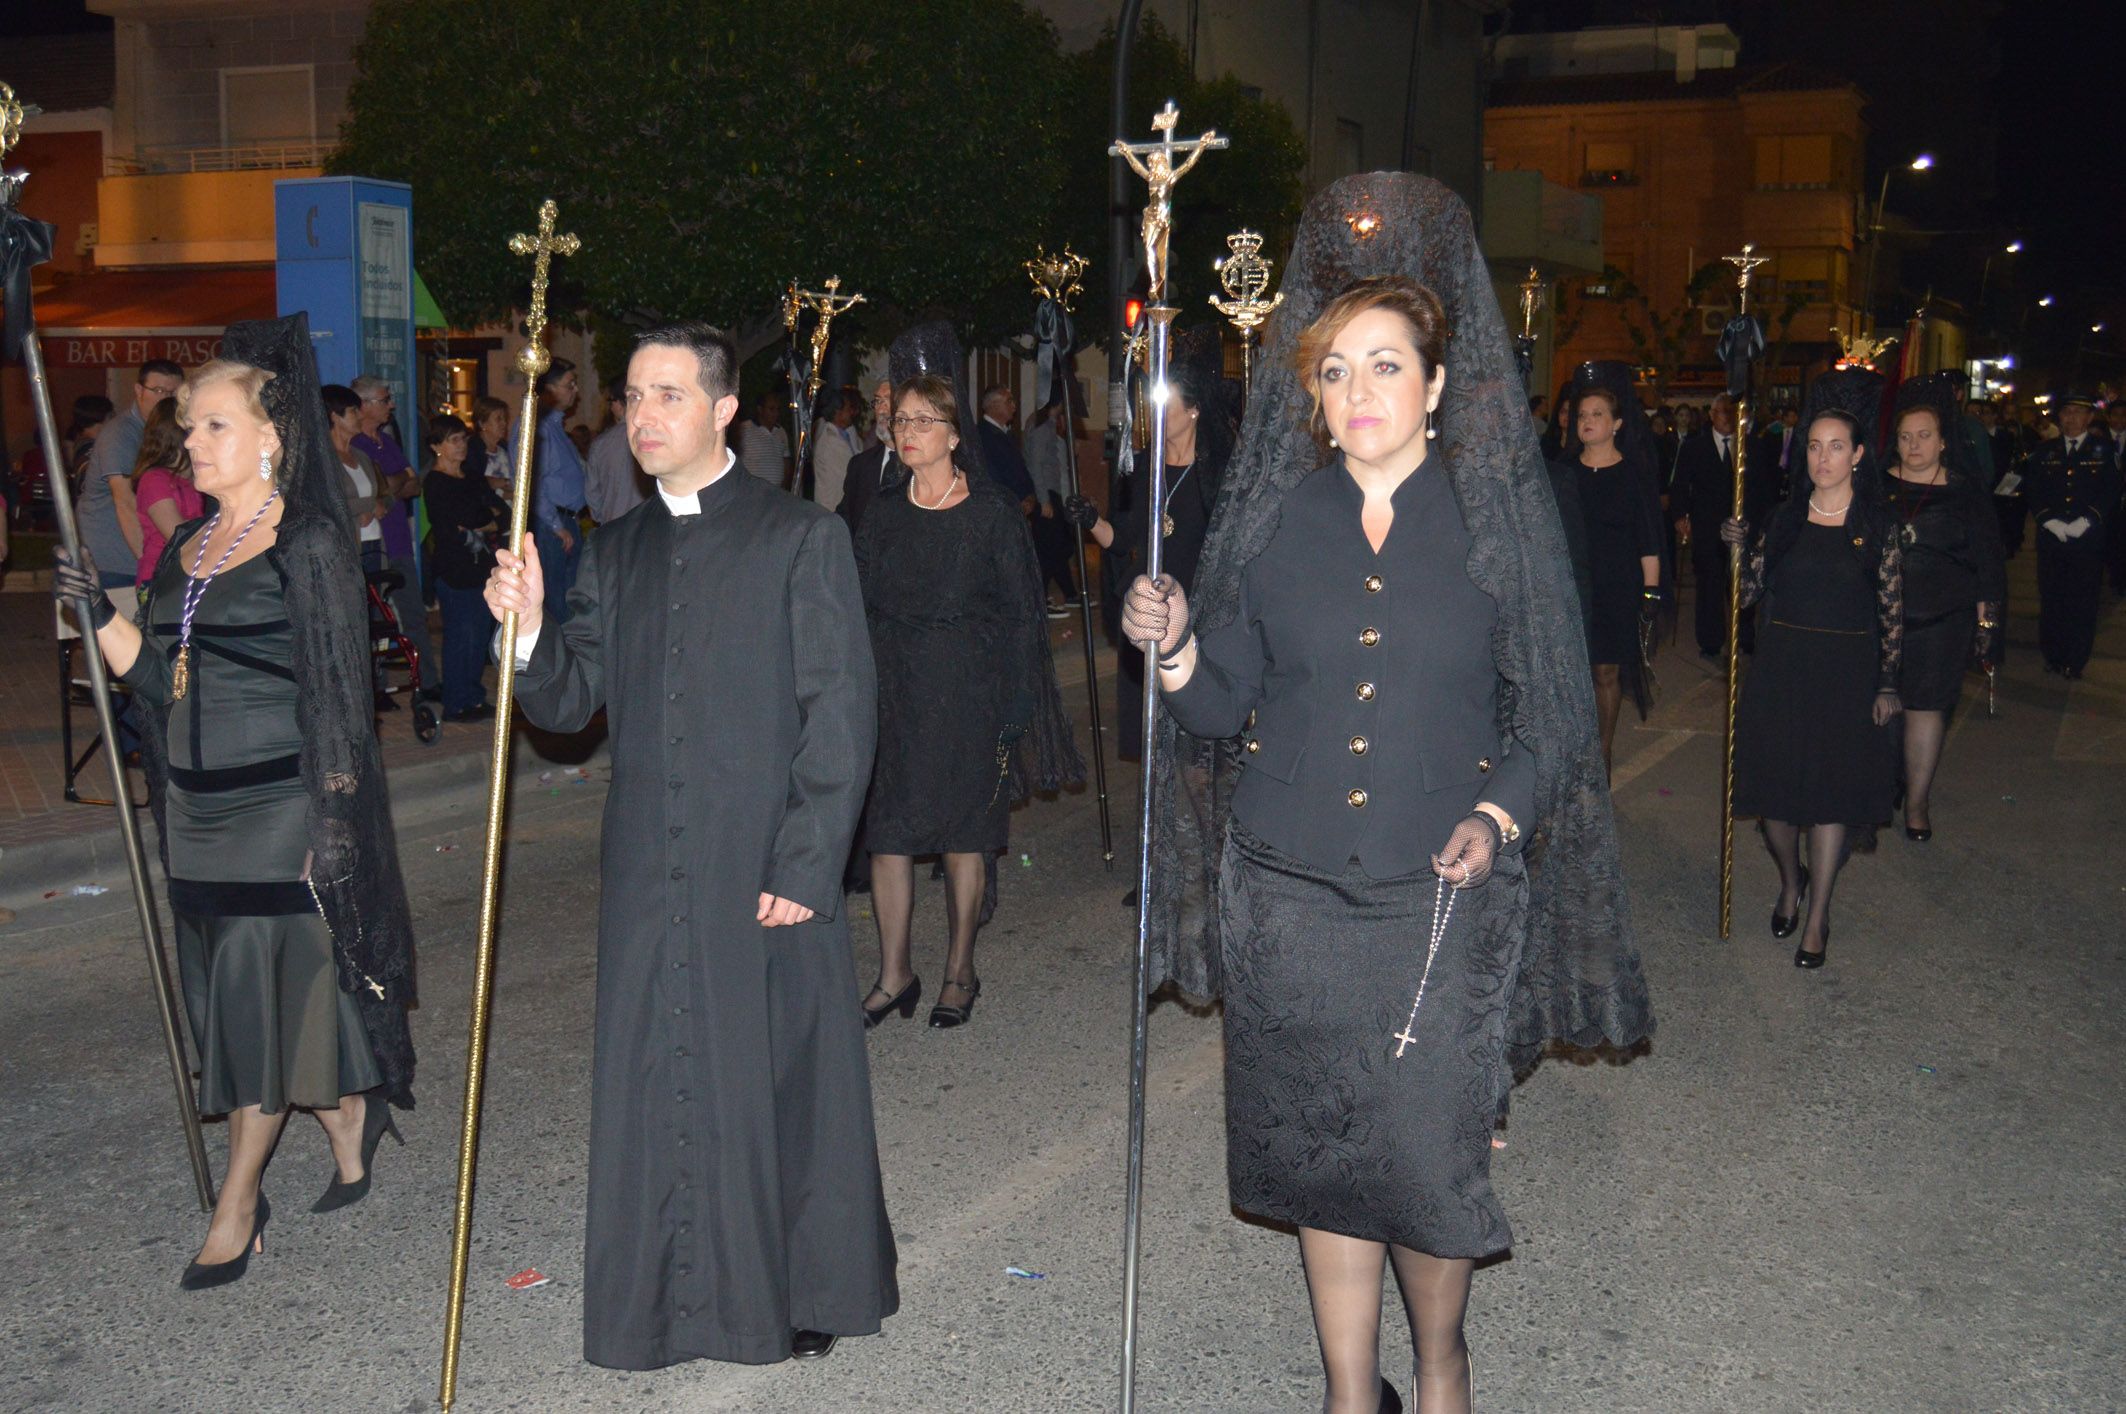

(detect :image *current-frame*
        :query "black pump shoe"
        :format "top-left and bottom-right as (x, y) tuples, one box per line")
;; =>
(1377, 1376), (1404, 1413)
(1904, 822), (1932, 842)
(179, 1193), (270, 1290)
(1795, 924), (1830, 969)
(862, 976), (922, 1029)
(791, 1329), (838, 1360)
(928, 975), (981, 1028)
(1771, 866), (1811, 939)
(312, 1098), (404, 1213)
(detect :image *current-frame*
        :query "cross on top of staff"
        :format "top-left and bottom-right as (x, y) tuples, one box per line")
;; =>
(507, 200), (578, 377)
(1723, 243), (1769, 304)
(1111, 101), (1228, 306)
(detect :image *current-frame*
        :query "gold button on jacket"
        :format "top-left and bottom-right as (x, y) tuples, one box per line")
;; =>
(1347, 788), (1367, 808)
(1349, 736), (1369, 755)
(1359, 627), (1380, 647)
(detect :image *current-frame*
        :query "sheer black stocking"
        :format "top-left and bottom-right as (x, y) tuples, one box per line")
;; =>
(1801, 823), (1846, 955)
(868, 854), (916, 999)
(938, 851), (986, 999)
(1298, 1228), (1387, 1414)
(1901, 709), (1946, 831)
(1388, 1247), (1473, 1414)
(1591, 663), (1622, 773)
(1763, 820), (1803, 919)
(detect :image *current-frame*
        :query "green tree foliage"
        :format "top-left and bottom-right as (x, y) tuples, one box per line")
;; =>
(334, 0), (1068, 351)
(1054, 18), (1307, 349)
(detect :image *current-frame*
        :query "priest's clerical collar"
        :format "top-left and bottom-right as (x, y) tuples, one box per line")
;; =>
(657, 447), (737, 516)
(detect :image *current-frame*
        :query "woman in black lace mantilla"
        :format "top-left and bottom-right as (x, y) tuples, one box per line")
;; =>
(1723, 374), (1905, 969)
(1131, 174), (1652, 1414)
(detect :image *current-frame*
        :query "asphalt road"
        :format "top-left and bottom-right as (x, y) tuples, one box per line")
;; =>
(2, 569), (2119, 1412)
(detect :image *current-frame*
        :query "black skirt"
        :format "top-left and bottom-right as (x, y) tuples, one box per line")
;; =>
(1899, 608), (1976, 712)
(1733, 620), (1897, 827)
(1217, 822), (1525, 1258)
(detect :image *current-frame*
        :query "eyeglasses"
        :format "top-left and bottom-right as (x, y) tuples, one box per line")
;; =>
(363, 394), (393, 405)
(888, 415), (952, 432)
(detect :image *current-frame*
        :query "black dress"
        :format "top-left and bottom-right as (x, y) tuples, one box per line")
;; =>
(856, 476), (1046, 854)
(1567, 453), (1661, 665)
(131, 542), (381, 1115)
(1883, 474), (2006, 711)
(1164, 464), (1538, 1258)
(1733, 519), (1903, 827)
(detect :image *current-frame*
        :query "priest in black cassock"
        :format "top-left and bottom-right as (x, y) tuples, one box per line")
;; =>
(484, 320), (897, 1370)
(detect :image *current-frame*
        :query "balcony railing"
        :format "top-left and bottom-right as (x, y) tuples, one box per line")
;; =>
(105, 140), (333, 176)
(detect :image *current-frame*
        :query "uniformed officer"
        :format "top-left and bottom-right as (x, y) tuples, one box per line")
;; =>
(2024, 391), (2122, 677)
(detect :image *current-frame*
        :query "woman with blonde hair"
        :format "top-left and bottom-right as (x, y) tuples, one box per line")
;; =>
(53, 315), (416, 1288)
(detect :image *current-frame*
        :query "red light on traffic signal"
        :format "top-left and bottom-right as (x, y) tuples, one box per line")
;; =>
(1123, 297), (1144, 332)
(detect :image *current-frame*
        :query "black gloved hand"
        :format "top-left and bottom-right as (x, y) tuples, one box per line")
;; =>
(53, 545), (115, 630)
(1122, 574), (1191, 657)
(1718, 517), (1749, 550)
(1433, 813), (1500, 888)
(1063, 494), (1101, 531)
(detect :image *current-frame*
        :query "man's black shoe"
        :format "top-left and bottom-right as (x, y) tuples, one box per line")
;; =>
(791, 1329), (837, 1360)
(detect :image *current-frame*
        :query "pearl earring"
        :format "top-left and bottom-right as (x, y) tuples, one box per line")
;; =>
(1328, 436), (1338, 448)
(258, 449), (274, 479)
(1426, 424), (1438, 440)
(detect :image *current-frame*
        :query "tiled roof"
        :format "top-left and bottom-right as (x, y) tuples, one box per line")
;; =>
(9, 32), (116, 115)
(1489, 61), (1862, 109)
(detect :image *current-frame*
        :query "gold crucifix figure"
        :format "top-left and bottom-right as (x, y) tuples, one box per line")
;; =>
(1111, 102), (1228, 305)
(795, 276), (865, 401)
(506, 201), (580, 380)
(1722, 242), (1770, 319)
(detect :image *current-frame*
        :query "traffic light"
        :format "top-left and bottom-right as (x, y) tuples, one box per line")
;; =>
(1123, 295), (1145, 334)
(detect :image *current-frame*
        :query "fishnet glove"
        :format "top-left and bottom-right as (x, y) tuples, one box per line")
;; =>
(53, 546), (114, 629)
(1433, 813), (1500, 887)
(1122, 574), (1190, 657)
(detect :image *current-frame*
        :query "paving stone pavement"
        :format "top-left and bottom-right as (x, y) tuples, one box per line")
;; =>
(0, 558), (2119, 1412)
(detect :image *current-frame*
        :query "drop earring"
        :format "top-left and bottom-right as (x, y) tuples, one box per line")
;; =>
(258, 449), (274, 479)
(1425, 424), (1438, 440)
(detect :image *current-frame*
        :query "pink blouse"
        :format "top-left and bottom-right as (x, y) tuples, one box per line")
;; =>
(135, 467), (206, 584)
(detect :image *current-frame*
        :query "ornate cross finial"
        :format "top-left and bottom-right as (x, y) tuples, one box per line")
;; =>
(1209, 229), (1284, 393)
(507, 200), (579, 378)
(1518, 265), (1544, 340)
(0, 82), (29, 164)
(1026, 245), (1090, 313)
(1110, 102), (1227, 305)
(1722, 242), (1770, 319)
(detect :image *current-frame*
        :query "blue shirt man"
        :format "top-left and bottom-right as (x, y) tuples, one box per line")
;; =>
(510, 360), (587, 622)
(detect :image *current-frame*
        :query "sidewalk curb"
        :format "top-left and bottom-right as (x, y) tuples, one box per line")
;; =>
(0, 730), (610, 912)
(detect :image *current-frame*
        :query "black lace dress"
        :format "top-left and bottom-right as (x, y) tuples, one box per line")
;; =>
(855, 477), (1059, 854)
(1733, 517), (1904, 826)
(1883, 474), (2005, 711)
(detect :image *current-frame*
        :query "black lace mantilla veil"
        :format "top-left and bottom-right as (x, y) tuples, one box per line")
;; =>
(887, 320), (1084, 802)
(1144, 173), (1653, 1070)
(1893, 371), (1974, 482)
(135, 313), (418, 1106)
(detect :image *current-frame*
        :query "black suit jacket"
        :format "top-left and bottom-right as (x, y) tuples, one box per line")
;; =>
(1164, 464), (1535, 877)
(1669, 426), (1740, 545)
(835, 444), (898, 538)
(976, 420), (1036, 502)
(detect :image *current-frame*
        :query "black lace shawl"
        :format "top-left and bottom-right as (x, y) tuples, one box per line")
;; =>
(1145, 173), (1653, 1068)
(135, 314), (417, 1106)
(887, 320), (1083, 800)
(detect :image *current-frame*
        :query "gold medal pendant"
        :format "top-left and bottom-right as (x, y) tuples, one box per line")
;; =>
(171, 644), (191, 701)
(1162, 512), (1175, 538)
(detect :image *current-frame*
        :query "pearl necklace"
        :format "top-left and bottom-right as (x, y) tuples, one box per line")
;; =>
(912, 467), (961, 510)
(1808, 494), (1852, 519)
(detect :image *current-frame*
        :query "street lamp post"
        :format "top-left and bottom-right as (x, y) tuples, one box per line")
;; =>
(1859, 153), (1933, 333)
(1979, 239), (2022, 312)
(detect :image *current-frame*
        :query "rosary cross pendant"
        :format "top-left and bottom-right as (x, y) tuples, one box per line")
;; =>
(1393, 1025), (1420, 1058)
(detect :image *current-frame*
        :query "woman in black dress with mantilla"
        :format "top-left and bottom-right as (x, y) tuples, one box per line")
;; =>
(1130, 178), (1653, 1414)
(1726, 376), (1904, 968)
(854, 362), (1081, 1030)
(1883, 373), (2005, 841)
(53, 315), (416, 1288)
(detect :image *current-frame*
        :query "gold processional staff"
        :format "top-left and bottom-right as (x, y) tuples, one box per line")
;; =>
(1717, 243), (1769, 941)
(438, 199), (578, 1413)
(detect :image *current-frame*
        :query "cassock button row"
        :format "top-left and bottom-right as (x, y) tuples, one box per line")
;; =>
(671, 736), (682, 746)
(669, 777), (682, 789)
(671, 602), (681, 611)
(671, 959), (684, 970)
(674, 1046), (689, 1058)
(1348, 788), (1368, 808)
(672, 914), (684, 924)
(671, 867), (685, 880)
(668, 693), (680, 702)
(672, 1004), (686, 1015)
(669, 825), (684, 838)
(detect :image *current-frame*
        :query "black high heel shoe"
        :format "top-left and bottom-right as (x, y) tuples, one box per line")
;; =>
(179, 1192), (269, 1290)
(312, 1097), (403, 1213)
(1904, 821), (1932, 842)
(928, 974), (981, 1029)
(1795, 922), (1831, 969)
(862, 976), (922, 1029)
(1771, 866), (1811, 939)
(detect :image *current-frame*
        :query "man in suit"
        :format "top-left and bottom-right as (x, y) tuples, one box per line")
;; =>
(1668, 394), (1743, 658)
(976, 385), (1037, 506)
(836, 378), (900, 538)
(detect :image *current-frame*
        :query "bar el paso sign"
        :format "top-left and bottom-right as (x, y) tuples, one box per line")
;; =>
(39, 330), (227, 369)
